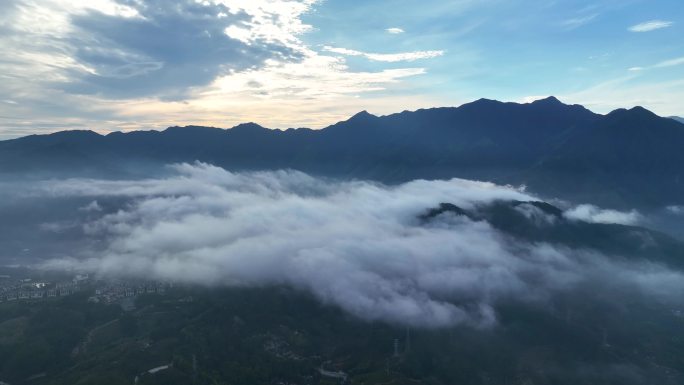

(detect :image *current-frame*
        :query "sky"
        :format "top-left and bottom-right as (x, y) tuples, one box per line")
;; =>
(0, 0), (682, 139)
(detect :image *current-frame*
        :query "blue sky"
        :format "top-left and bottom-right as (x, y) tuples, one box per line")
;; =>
(0, 0), (682, 138)
(303, 0), (683, 108)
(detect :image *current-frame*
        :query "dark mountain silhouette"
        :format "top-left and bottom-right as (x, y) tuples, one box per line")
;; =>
(670, 116), (684, 124)
(1, 97), (683, 208)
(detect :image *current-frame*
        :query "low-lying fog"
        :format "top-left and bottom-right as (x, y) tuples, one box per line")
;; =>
(1, 162), (683, 327)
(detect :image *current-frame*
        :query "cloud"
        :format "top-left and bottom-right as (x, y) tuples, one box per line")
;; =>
(56, 0), (310, 98)
(208, 53), (427, 98)
(0, 0), (442, 139)
(628, 20), (673, 32)
(564, 204), (642, 225)
(323, 46), (445, 62)
(561, 14), (598, 29)
(2, 0), (308, 106)
(654, 57), (684, 69)
(626, 56), (684, 74)
(36, 163), (684, 328)
(39, 221), (78, 234)
(666, 206), (684, 215)
(560, 75), (684, 117)
(79, 200), (103, 212)
(515, 203), (558, 226)
(386, 27), (405, 34)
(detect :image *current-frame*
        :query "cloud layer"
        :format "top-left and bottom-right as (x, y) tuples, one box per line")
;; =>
(0, 0), (315, 99)
(628, 20), (673, 32)
(323, 46), (445, 63)
(37, 163), (684, 328)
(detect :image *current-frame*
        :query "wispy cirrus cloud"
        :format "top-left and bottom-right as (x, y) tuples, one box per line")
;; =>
(628, 20), (673, 32)
(561, 13), (599, 29)
(323, 46), (445, 62)
(654, 56), (684, 68)
(625, 56), (684, 73)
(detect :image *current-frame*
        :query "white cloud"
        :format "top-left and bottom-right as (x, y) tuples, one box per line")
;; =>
(629, 20), (673, 32)
(561, 14), (598, 29)
(515, 203), (558, 226)
(627, 56), (684, 74)
(213, 0), (318, 48)
(564, 204), (642, 225)
(654, 57), (684, 68)
(79, 200), (103, 212)
(36, 163), (684, 328)
(210, 53), (426, 99)
(323, 46), (445, 62)
(386, 27), (405, 34)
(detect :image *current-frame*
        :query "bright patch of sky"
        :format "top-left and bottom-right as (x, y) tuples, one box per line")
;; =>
(0, 0), (682, 139)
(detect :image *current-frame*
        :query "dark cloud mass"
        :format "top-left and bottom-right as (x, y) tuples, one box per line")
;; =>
(25, 163), (684, 328)
(61, 0), (301, 98)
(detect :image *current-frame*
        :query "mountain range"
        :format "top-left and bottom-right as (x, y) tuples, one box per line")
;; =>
(1, 96), (683, 209)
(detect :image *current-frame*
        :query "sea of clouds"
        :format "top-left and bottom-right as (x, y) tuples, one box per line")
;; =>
(30, 162), (684, 328)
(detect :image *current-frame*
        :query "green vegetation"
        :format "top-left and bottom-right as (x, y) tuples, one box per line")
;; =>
(0, 285), (682, 385)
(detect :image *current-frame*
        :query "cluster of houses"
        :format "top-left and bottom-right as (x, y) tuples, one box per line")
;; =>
(88, 282), (170, 305)
(0, 274), (88, 303)
(0, 273), (171, 306)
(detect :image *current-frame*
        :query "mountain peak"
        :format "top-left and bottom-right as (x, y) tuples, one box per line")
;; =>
(468, 98), (502, 106)
(323, 110), (381, 133)
(629, 106), (656, 115)
(607, 106), (658, 120)
(457, 98), (505, 112)
(163, 125), (225, 135)
(533, 95), (563, 104)
(349, 110), (377, 120)
(230, 122), (267, 132)
(48, 129), (102, 138)
(530, 96), (564, 106)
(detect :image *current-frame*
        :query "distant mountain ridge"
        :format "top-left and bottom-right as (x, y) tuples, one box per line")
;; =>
(1, 96), (683, 209)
